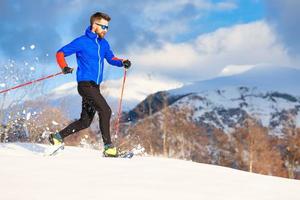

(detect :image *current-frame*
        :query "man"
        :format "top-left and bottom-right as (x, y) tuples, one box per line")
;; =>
(49, 12), (131, 157)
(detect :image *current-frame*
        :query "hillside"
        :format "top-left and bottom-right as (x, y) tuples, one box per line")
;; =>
(0, 143), (300, 200)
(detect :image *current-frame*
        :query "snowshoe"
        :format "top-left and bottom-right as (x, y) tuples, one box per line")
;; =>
(49, 132), (63, 145)
(103, 144), (118, 157)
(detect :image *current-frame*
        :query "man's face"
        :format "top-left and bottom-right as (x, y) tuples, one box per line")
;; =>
(93, 18), (109, 38)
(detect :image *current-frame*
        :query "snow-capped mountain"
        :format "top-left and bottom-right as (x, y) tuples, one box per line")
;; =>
(126, 66), (300, 136)
(172, 87), (300, 136)
(170, 66), (300, 96)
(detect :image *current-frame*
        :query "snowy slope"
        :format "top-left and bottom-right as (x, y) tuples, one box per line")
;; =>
(0, 143), (300, 200)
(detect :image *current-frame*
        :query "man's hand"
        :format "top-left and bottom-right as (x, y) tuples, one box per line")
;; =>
(122, 60), (131, 69)
(62, 66), (74, 74)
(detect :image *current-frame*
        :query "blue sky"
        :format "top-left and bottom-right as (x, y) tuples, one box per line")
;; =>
(0, 0), (299, 107)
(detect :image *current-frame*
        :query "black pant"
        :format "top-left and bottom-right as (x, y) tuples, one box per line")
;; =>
(59, 81), (112, 145)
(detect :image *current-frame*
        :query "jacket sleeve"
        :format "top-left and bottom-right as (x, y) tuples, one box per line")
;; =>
(56, 38), (82, 69)
(56, 52), (67, 69)
(104, 43), (123, 67)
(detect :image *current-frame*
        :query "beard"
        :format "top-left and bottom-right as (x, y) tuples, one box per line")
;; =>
(97, 31), (106, 38)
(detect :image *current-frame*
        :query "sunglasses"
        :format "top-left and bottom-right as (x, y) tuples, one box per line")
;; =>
(95, 23), (109, 31)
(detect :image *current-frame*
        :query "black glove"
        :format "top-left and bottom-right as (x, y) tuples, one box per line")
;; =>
(62, 66), (73, 74)
(123, 60), (131, 69)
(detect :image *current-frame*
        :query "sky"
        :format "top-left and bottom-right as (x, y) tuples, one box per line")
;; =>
(0, 0), (299, 106)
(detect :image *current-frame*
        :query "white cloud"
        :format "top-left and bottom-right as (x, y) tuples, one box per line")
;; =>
(128, 21), (299, 82)
(102, 74), (183, 102)
(50, 81), (77, 99)
(131, 43), (199, 69)
(220, 64), (257, 76)
(140, 0), (238, 39)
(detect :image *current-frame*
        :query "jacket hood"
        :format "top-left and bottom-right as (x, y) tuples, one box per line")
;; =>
(85, 26), (98, 40)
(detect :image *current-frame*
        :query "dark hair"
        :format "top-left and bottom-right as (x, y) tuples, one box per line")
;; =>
(90, 12), (111, 26)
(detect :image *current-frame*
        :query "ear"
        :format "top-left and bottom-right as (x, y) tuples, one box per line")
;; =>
(91, 23), (97, 32)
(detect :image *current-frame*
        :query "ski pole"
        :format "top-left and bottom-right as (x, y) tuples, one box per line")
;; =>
(0, 72), (64, 94)
(114, 68), (128, 140)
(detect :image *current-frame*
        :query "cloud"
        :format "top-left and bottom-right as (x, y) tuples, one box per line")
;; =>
(104, 74), (183, 101)
(264, 0), (300, 56)
(127, 21), (299, 82)
(133, 0), (238, 41)
(0, 0), (239, 62)
(50, 81), (77, 99)
(67, 0), (239, 53)
(132, 43), (199, 69)
(219, 64), (258, 76)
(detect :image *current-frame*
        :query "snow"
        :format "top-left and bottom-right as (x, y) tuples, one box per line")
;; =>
(26, 112), (31, 120)
(297, 114), (300, 127)
(170, 66), (300, 97)
(0, 143), (299, 200)
(171, 85), (300, 135)
(51, 120), (59, 125)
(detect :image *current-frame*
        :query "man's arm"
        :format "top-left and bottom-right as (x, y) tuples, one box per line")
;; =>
(56, 38), (82, 73)
(104, 43), (124, 67)
(56, 52), (68, 69)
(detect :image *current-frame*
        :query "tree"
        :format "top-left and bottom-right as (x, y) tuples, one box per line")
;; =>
(26, 105), (69, 143)
(211, 128), (235, 167)
(123, 104), (210, 163)
(232, 118), (285, 177)
(282, 128), (300, 179)
(162, 93), (169, 157)
(125, 117), (161, 155)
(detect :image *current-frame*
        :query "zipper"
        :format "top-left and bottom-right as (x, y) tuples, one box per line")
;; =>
(95, 36), (102, 84)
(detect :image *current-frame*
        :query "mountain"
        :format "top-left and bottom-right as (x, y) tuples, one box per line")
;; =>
(171, 66), (300, 96)
(125, 66), (300, 136)
(1, 143), (299, 200)
(171, 87), (300, 135)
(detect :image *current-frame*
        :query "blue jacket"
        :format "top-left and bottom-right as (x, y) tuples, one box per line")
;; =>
(58, 26), (123, 84)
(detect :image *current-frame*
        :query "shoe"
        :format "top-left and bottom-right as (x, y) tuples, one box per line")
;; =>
(49, 132), (63, 145)
(103, 144), (118, 157)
